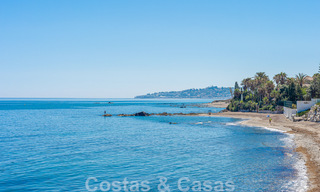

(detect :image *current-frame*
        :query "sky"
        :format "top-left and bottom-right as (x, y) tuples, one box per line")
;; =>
(0, 0), (319, 98)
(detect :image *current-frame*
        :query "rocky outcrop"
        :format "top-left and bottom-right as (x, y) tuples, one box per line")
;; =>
(118, 111), (151, 117)
(305, 105), (320, 122)
(134, 112), (151, 116)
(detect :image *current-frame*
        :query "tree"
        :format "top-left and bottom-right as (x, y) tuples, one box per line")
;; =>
(234, 89), (241, 100)
(234, 82), (240, 90)
(296, 84), (304, 101)
(270, 90), (280, 102)
(288, 81), (297, 101)
(273, 72), (287, 86)
(296, 73), (307, 87)
(255, 72), (269, 86)
(241, 78), (251, 91)
(248, 79), (256, 92)
(229, 87), (233, 97)
(257, 86), (266, 101)
(227, 71), (319, 112)
(265, 81), (275, 99)
(308, 73), (320, 98)
(286, 77), (296, 85)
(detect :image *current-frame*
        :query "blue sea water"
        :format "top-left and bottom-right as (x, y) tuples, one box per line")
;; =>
(0, 99), (307, 191)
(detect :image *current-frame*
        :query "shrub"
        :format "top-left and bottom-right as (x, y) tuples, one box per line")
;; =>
(297, 110), (310, 117)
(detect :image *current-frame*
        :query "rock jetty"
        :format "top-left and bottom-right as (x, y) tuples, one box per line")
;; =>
(116, 111), (203, 117)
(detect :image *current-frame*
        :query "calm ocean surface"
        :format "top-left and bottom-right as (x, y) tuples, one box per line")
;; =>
(0, 99), (307, 191)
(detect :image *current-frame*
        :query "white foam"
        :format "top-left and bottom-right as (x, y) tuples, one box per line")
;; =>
(224, 119), (309, 191)
(262, 126), (286, 133)
(288, 157), (309, 191)
(280, 134), (309, 191)
(264, 128), (308, 191)
(262, 127), (308, 191)
(225, 122), (239, 126)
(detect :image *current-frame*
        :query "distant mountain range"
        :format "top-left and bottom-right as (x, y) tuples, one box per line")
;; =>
(135, 86), (232, 99)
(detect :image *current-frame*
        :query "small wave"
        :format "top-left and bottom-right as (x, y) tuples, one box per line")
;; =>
(224, 120), (309, 191)
(278, 132), (308, 192)
(225, 122), (240, 126)
(194, 121), (212, 125)
(284, 153), (309, 192)
(262, 126), (286, 133)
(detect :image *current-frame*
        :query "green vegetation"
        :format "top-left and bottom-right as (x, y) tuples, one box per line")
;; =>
(297, 110), (310, 117)
(227, 71), (320, 112)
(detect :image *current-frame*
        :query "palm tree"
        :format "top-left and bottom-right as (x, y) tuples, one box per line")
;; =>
(265, 81), (275, 99)
(257, 86), (266, 101)
(273, 72), (287, 85)
(255, 72), (269, 86)
(296, 73), (307, 87)
(241, 78), (251, 91)
(248, 79), (257, 92)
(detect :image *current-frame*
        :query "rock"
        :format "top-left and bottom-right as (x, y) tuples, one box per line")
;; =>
(118, 114), (131, 117)
(133, 111), (150, 116)
(156, 112), (171, 116)
(306, 104), (320, 122)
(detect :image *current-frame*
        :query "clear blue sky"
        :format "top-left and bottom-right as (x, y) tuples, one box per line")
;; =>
(1, 0), (319, 98)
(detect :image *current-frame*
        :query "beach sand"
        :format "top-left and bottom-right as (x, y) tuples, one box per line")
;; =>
(200, 112), (320, 192)
(202, 100), (230, 108)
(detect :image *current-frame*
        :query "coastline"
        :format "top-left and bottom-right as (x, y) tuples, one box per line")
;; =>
(201, 111), (320, 192)
(202, 100), (230, 108)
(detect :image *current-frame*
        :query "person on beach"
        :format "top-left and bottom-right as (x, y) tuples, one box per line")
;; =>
(269, 117), (272, 125)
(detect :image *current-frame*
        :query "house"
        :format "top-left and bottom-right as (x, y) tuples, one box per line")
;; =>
(284, 98), (320, 120)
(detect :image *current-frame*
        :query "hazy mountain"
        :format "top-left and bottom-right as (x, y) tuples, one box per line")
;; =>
(135, 86), (232, 99)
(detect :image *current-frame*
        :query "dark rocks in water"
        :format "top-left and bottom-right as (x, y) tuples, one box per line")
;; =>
(116, 111), (210, 117)
(184, 112), (199, 116)
(176, 112), (185, 115)
(118, 114), (129, 117)
(156, 112), (171, 116)
(134, 111), (150, 116)
(118, 111), (151, 117)
(102, 114), (112, 117)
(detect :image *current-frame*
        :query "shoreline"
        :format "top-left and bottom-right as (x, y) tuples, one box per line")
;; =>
(202, 100), (230, 108)
(202, 111), (320, 192)
(109, 108), (319, 191)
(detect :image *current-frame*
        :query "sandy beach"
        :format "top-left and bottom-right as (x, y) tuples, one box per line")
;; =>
(201, 112), (320, 192)
(202, 100), (230, 108)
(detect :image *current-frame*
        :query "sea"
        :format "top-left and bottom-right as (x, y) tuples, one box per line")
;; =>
(0, 99), (308, 192)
